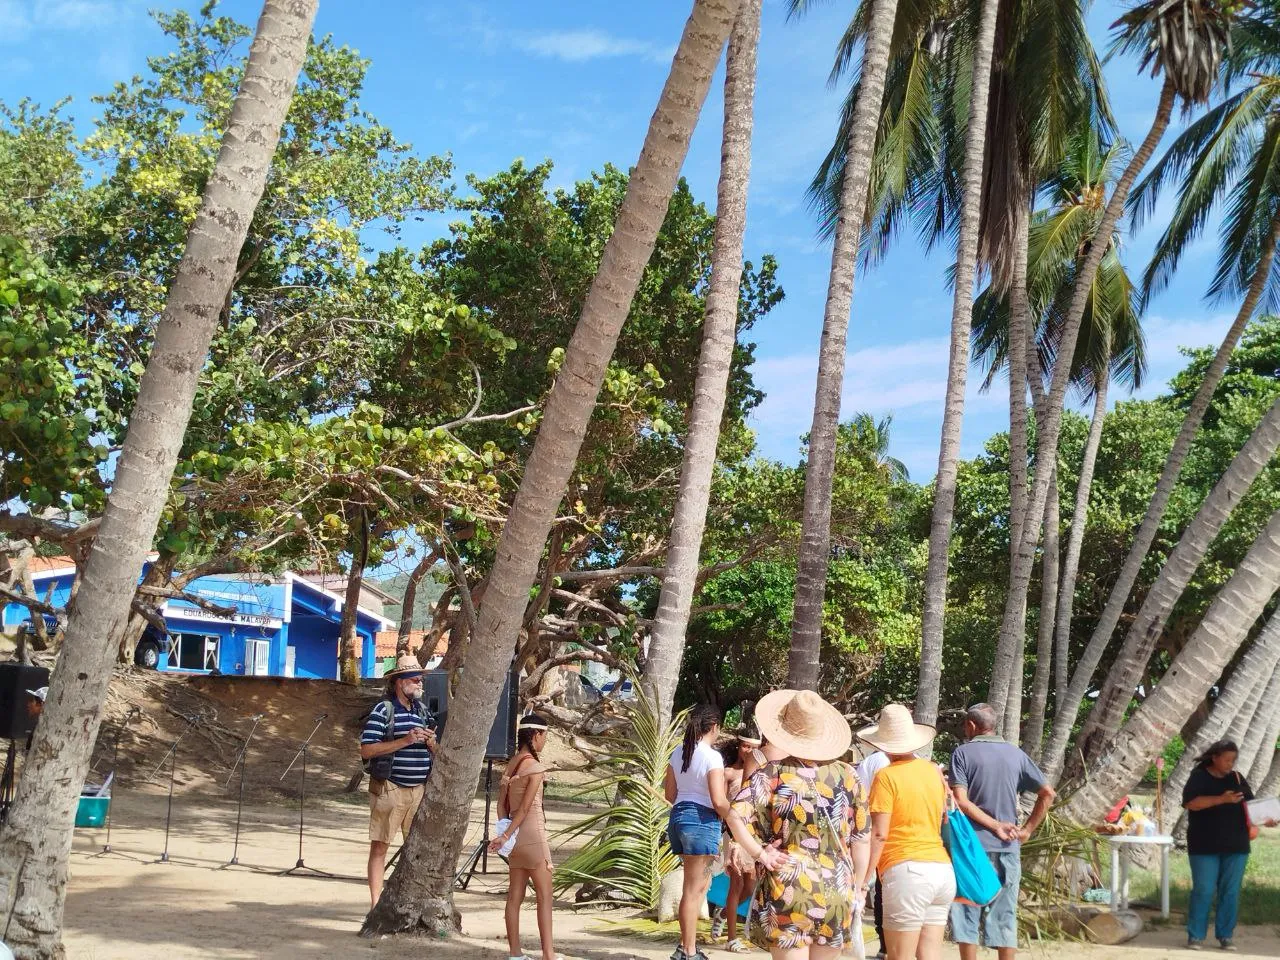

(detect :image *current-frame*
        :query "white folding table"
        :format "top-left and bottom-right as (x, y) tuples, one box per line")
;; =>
(1107, 834), (1175, 918)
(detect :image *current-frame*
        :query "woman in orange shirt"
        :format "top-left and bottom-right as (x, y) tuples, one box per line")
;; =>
(858, 704), (954, 960)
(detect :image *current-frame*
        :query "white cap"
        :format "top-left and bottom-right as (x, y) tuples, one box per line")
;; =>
(26, 687), (47, 702)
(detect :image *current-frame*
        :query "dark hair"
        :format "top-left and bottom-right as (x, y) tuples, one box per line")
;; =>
(681, 704), (721, 773)
(718, 738), (741, 767)
(1194, 739), (1239, 769)
(517, 712), (548, 762)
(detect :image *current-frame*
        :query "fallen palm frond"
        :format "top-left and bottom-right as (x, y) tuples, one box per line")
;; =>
(1019, 811), (1102, 941)
(552, 679), (684, 910)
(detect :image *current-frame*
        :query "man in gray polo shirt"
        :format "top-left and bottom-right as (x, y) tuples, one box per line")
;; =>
(949, 704), (1056, 960)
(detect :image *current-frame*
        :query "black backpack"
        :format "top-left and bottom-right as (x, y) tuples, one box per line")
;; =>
(360, 699), (433, 780)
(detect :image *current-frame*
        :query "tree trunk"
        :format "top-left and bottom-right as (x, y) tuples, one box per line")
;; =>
(1238, 664), (1280, 776)
(1046, 213), (1280, 781)
(1247, 686), (1280, 783)
(988, 77), (1178, 724)
(1053, 356), (1110, 710)
(1064, 507), (1280, 826)
(1043, 392), (1280, 783)
(0, 4), (315, 956)
(644, 0), (759, 727)
(1160, 610), (1280, 826)
(339, 509), (370, 684)
(1022, 473), (1058, 756)
(361, 0), (740, 937)
(1006, 201), (1032, 574)
(788, 0), (904, 692)
(915, 0), (1003, 725)
(1259, 750), (1280, 798)
(397, 543), (442, 655)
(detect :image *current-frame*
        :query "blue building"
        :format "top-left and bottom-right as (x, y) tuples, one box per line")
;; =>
(2, 559), (393, 679)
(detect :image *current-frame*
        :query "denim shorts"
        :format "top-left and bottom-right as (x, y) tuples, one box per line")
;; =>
(950, 850), (1021, 948)
(668, 800), (721, 856)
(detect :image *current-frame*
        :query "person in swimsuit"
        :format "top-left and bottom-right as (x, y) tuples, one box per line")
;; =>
(726, 690), (870, 960)
(490, 713), (561, 960)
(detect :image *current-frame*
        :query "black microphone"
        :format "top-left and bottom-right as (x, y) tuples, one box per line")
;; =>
(314, 713), (328, 721)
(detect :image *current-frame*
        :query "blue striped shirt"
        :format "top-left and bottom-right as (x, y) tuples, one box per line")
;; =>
(360, 699), (436, 786)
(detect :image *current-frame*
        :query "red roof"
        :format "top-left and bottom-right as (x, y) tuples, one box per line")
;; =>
(375, 630), (449, 659)
(29, 556), (75, 572)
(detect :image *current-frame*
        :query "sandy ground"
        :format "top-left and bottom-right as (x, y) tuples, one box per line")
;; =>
(61, 787), (1280, 960)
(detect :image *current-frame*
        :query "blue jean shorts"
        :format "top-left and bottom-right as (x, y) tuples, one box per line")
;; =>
(668, 800), (721, 856)
(950, 850), (1021, 948)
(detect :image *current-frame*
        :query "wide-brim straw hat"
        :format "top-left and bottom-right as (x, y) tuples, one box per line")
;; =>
(857, 703), (935, 755)
(385, 654), (425, 680)
(754, 689), (852, 762)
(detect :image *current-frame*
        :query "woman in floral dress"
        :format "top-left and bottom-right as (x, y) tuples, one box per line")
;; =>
(725, 690), (871, 959)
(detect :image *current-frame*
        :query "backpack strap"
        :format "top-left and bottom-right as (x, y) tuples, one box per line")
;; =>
(380, 699), (397, 743)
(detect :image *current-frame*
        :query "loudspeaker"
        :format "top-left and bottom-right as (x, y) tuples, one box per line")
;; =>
(422, 667), (519, 760)
(0, 664), (50, 740)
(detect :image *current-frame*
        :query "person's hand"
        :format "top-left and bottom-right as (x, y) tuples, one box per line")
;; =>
(488, 832), (508, 853)
(423, 728), (438, 749)
(1016, 826), (1033, 843)
(756, 841), (789, 873)
(405, 727), (430, 745)
(1221, 791), (1246, 805)
(994, 821), (1019, 842)
(1263, 818), (1279, 828)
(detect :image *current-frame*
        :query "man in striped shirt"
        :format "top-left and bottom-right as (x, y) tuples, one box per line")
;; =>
(360, 655), (437, 907)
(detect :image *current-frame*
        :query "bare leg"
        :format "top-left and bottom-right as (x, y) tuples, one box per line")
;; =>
(957, 945), (978, 960)
(726, 869), (752, 943)
(680, 854), (715, 954)
(770, 946), (810, 960)
(885, 928), (922, 960)
(915, 923), (946, 960)
(506, 866), (530, 958)
(530, 863), (556, 960)
(367, 840), (388, 908)
(996, 949), (1017, 960)
(810, 945), (842, 960)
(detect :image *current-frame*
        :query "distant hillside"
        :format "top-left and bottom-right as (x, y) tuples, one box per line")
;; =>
(369, 569), (448, 632)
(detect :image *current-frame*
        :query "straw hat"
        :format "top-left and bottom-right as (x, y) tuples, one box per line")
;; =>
(754, 689), (851, 762)
(385, 654), (425, 680)
(857, 703), (935, 755)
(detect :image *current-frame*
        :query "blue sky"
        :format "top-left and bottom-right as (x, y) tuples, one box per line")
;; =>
(0, 0), (1237, 481)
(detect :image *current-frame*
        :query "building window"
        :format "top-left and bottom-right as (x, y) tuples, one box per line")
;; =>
(167, 632), (219, 671)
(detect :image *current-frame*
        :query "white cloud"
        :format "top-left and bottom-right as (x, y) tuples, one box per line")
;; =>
(1128, 312), (1236, 400)
(514, 29), (673, 64)
(0, 0), (139, 43)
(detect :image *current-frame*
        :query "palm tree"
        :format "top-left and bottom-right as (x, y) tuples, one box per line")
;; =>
(1065, 507), (1280, 826)
(1042, 394), (1280, 783)
(1247, 689), (1280, 782)
(0, 2), (318, 953)
(786, 0), (909, 692)
(987, 0), (1235, 727)
(1238, 665), (1280, 775)
(849, 412), (911, 483)
(644, 0), (761, 727)
(362, 0), (743, 937)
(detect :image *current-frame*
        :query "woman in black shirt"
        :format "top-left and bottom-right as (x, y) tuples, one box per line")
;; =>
(1181, 739), (1277, 950)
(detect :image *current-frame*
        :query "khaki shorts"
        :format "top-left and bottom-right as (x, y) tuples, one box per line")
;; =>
(369, 781), (424, 843)
(881, 860), (956, 931)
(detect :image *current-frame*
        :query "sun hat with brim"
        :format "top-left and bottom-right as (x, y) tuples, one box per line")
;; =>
(385, 654), (424, 680)
(856, 703), (935, 755)
(754, 689), (852, 762)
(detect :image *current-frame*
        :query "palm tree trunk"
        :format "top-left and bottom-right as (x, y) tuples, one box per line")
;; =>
(1043, 392), (1280, 783)
(644, 0), (760, 727)
(1247, 686), (1280, 783)
(1022, 473), (1058, 756)
(1064, 507), (1280, 826)
(788, 0), (904, 691)
(988, 77), (1178, 724)
(1160, 610), (1280, 827)
(1006, 201), (1032, 569)
(1052, 356), (1110, 710)
(916, 0), (1003, 724)
(1046, 212), (1280, 780)
(361, 0), (740, 937)
(1259, 748), (1280, 798)
(0, 4), (316, 955)
(1238, 664), (1280, 776)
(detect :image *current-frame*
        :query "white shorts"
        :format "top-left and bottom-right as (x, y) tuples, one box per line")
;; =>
(881, 860), (956, 931)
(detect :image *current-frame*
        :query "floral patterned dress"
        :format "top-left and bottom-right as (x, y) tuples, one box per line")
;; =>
(730, 759), (869, 948)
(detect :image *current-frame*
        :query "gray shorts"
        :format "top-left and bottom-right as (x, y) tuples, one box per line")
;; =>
(950, 850), (1021, 948)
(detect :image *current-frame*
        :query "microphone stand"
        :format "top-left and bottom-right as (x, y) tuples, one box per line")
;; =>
(145, 715), (196, 864)
(221, 713), (264, 868)
(277, 714), (332, 878)
(95, 707), (140, 858)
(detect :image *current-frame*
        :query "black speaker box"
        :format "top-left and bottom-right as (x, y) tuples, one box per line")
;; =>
(0, 663), (50, 740)
(420, 667), (518, 760)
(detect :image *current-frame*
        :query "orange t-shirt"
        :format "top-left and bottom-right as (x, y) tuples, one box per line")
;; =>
(867, 756), (949, 873)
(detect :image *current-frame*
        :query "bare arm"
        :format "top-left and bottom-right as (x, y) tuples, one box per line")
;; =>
(849, 832), (870, 890)
(866, 811), (890, 880)
(664, 765), (677, 804)
(953, 785), (1017, 842)
(1020, 784), (1056, 840)
(708, 767), (730, 819)
(1185, 791), (1243, 812)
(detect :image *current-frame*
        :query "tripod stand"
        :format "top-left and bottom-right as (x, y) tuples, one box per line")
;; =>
(454, 756), (498, 891)
(222, 712), (263, 867)
(277, 714), (331, 878)
(97, 706), (140, 856)
(145, 715), (196, 864)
